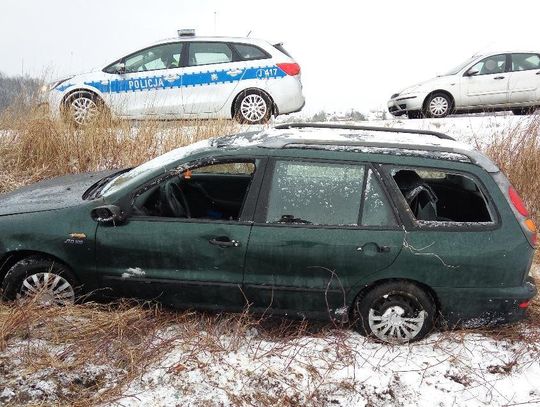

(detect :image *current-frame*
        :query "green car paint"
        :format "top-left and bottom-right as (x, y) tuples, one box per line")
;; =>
(0, 125), (536, 330)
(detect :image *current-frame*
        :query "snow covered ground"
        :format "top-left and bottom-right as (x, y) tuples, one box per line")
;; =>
(2, 267), (537, 406)
(117, 325), (540, 407)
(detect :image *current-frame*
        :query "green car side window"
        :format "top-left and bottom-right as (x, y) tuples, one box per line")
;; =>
(266, 161), (365, 225)
(362, 170), (397, 227)
(390, 167), (493, 224)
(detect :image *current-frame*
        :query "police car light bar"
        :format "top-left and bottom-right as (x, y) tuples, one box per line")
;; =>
(178, 29), (196, 37)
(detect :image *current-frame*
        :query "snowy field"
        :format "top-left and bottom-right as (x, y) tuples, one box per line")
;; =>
(281, 112), (539, 147)
(1, 267), (538, 406)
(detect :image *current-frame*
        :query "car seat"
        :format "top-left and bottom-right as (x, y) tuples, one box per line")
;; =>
(393, 170), (439, 221)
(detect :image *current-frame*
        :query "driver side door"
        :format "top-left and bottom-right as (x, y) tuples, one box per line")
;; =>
(460, 54), (510, 107)
(94, 158), (266, 310)
(106, 42), (184, 117)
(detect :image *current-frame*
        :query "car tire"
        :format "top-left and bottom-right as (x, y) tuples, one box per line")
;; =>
(1, 256), (78, 306)
(407, 111), (423, 119)
(64, 91), (105, 127)
(352, 281), (435, 343)
(423, 92), (453, 118)
(234, 90), (273, 124)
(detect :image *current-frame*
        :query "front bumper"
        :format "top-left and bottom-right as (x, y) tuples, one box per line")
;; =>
(387, 94), (423, 116)
(47, 90), (64, 119)
(435, 277), (537, 327)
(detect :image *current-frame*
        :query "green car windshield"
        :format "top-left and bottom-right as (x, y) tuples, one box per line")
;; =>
(100, 139), (212, 197)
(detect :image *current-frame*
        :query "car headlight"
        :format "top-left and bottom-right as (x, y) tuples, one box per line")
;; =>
(43, 77), (74, 93)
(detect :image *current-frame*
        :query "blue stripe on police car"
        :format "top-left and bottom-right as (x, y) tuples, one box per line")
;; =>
(58, 65), (287, 94)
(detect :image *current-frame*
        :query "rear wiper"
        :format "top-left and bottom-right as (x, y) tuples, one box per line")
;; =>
(278, 214), (312, 224)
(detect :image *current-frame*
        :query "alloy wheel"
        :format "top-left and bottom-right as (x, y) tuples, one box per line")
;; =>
(240, 94), (268, 122)
(70, 96), (99, 125)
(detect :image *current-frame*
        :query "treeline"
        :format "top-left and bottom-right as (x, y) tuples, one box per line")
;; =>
(0, 72), (41, 112)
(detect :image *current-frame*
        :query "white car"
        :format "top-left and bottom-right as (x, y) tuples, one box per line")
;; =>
(46, 31), (305, 125)
(388, 51), (540, 118)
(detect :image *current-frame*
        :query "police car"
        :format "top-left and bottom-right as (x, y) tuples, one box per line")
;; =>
(46, 30), (305, 125)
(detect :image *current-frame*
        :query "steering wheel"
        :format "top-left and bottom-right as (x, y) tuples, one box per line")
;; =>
(161, 181), (191, 218)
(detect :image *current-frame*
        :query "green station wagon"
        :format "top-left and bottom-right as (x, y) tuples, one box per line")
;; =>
(0, 123), (537, 343)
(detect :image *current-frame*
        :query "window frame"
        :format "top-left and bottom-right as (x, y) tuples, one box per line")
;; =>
(464, 53), (510, 77)
(253, 157), (402, 230)
(510, 53), (540, 72)
(123, 156), (268, 225)
(230, 42), (271, 61)
(185, 41), (239, 67)
(380, 164), (501, 231)
(103, 42), (185, 74)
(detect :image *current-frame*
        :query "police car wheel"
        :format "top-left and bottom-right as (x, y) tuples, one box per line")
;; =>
(234, 91), (272, 124)
(65, 92), (102, 127)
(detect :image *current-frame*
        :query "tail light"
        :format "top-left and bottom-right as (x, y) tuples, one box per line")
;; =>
(509, 186), (529, 217)
(519, 300), (530, 309)
(277, 63), (301, 76)
(504, 184), (538, 248)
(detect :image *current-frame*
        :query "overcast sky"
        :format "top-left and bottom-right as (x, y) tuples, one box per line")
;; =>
(1, 0), (540, 114)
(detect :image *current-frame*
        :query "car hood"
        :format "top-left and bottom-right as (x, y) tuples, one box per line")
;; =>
(398, 75), (457, 95)
(0, 170), (117, 216)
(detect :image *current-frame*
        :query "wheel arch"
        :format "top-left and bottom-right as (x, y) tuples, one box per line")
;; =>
(0, 251), (75, 285)
(422, 89), (456, 113)
(60, 87), (106, 113)
(349, 277), (441, 317)
(230, 87), (277, 119)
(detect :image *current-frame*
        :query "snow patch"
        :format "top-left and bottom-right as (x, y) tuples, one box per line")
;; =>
(122, 267), (146, 279)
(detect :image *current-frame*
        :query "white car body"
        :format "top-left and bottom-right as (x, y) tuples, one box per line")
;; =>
(388, 51), (540, 118)
(47, 36), (304, 123)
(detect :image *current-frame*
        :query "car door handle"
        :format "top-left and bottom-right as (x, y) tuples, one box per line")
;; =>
(164, 74), (180, 81)
(209, 237), (241, 248)
(494, 76), (505, 80)
(536, 71), (540, 75)
(226, 69), (243, 77)
(356, 243), (391, 253)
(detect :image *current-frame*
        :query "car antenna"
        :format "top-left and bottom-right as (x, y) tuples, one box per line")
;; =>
(246, 30), (252, 37)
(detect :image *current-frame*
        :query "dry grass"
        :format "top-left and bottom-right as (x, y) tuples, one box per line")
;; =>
(0, 300), (177, 405)
(0, 300), (337, 406)
(1, 298), (539, 407)
(0, 107), (242, 195)
(482, 114), (540, 225)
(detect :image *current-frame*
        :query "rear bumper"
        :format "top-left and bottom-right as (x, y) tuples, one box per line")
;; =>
(435, 277), (537, 327)
(267, 76), (304, 115)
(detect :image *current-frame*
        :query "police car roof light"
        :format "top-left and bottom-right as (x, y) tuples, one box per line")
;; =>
(178, 29), (196, 37)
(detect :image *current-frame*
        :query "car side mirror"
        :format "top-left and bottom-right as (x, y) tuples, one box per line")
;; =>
(465, 69), (479, 77)
(115, 62), (126, 75)
(91, 205), (125, 224)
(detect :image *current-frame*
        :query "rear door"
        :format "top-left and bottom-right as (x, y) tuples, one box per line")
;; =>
(182, 41), (246, 115)
(508, 53), (540, 104)
(243, 159), (405, 319)
(460, 54), (510, 107)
